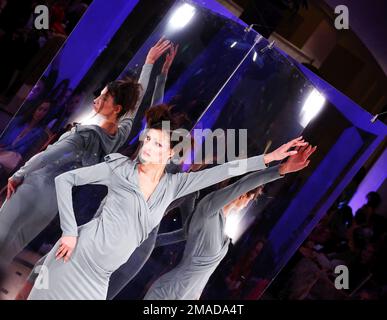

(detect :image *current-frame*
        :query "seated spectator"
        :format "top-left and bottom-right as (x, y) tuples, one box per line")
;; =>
(0, 100), (52, 176)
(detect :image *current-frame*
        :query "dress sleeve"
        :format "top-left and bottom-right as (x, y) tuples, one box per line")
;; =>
(155, 228), (186, 248)
(55, 161), (112, 237)
(196, 165), (284, 217)
(170, 155), (268, 199)
(150, 73), (167, 106)
(11, 130), (84, 181)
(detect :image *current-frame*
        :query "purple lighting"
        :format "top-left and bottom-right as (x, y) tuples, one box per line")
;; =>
(348, 147), (387, 213)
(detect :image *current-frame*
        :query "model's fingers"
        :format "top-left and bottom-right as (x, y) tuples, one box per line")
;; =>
(159, 39), (170, 46)
(303, 160), (310, 168)
(304, 145), (316, 159)
(300, 145), (309, 153)
(158, 40), (171, 51)
(288, 136), (303, 144)
(64, 249), (73, 263)
(301, 145), (311, 158)
(6, 186), (11, 200)
(56, 248), (66, 260)
(58, 249), (68, 261)
(55, 246), (64, 257)
(295, 145), (307, 155)
(56, 245), (66, 258)
(294, 141), (308, 147)
(7, 183), (14, 199)
(158, 44), (172, 56)
(284, 137), (303, 149)
(286, 150), (298, 157)
(172, 44), (179, 57)
(155, 36), (165, 46)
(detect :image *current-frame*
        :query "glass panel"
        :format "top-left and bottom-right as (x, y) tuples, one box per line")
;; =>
(0, 0), (384, 301)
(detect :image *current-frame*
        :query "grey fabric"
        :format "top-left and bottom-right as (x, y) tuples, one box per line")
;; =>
(28, 153), (267, 299)
(106, 191), (199, 300)
(0, 64), (154, 268)
(25, 66), (168, 288)
(144, 165), (284, 300)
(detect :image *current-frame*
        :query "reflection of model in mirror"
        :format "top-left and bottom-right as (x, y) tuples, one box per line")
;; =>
(0, 38), (174, 284)
(144, 145), (316, 300)
(27, 101), (309, 299)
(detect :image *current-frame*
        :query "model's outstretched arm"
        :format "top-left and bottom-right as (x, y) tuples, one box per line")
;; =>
(197, 165), (283, 217)
(156, 166), (283, 247)
(117, 38), (172, 144)
(7, 130), (85, 199)
(123, 38), (172, 121)
(155, 228), (186, 248)
(171, 136), (307, 199)
(150, 43), (179, 106)
(198, 143), (316, 217)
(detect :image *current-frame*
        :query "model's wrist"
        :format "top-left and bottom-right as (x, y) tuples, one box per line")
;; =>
(278, 164), (287, 176)
(263, 153), (272, 165)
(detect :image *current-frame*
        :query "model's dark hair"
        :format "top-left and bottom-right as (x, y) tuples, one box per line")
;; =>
(106, 77), (142, 118)
(144, 104), (191, 148)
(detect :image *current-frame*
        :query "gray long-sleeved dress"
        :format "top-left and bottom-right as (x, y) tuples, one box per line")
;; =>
(143, 165), (284, 300)
(25, 71), (168, 288)
(28, 153), (268, 300)
(0, 64), (155, 268)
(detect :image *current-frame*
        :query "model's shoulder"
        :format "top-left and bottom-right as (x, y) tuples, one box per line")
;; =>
(104, 153), (129, 163)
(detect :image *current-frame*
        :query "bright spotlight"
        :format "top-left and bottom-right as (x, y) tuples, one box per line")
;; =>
(299, 89), (326, 127)
(224, 210), (243, 239)
(168, 3), (196, 30)
(253, 51), (257, 61)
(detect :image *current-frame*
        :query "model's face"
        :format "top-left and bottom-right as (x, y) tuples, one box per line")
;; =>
(229, 193), (255, 213)
(139, 128), (174, 165)
(93, 87), (121, 119)
(33, 102), (50, 122)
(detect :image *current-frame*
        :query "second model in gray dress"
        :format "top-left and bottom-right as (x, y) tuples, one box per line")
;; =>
(0, 63), (156, 269)
(144, 165), (284, 300)
(28, 153), (268, 299)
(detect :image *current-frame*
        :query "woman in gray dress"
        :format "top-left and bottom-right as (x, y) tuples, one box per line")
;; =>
(0, 38), (173, 274)
(28, 103), (308, 300)
(143, 144), (317, 300)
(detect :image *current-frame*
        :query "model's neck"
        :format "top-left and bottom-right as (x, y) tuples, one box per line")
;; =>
(138, 162), (166, 182)
(222, 203), (234, 217)
(100, 118), (118, 135)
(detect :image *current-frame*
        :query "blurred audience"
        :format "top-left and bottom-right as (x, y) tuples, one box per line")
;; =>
(0, 0), (89, 105)
(0, 100), (52, 178)
(263, 191), (386, 300)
